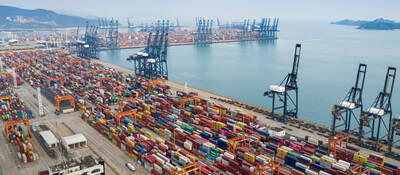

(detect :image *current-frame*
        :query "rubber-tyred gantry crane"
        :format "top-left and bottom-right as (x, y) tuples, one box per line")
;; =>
(359, 67), (396, 151)
(115, 110), (136, 126)
(92, 69), (104, 77)
(264, 44), (301, 122)
(55, 95), (75, 113)
(0, 96), (12, 105)
(257, 159), (280, 175)
(228, 135), (251, 153)
(179, 96), (199, 109)
(5, 119), (31, 142)
(176, 163), (202, 175)
(331, 64), (367, 136)
(328, 134), (349, 159)
(47, 77), (63, 88)
(99, 77), (112, 88)
(119, 98), (135, 112)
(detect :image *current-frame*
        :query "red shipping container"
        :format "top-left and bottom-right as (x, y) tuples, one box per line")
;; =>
(292, 169), (304, 175)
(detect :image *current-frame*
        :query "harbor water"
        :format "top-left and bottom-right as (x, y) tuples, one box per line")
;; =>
(98, 21), (400, 126)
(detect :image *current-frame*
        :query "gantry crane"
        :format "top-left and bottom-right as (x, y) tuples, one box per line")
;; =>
(179, 96), (199, 109)
(331, 64), (367, 136)
(127, 20), (169, 80)
(119, 98), (135, 112)
(359, 67), (396, 150)
(10, 62), (21, 68)
(5, 119), (31, 142)
(388, 116), (400, 153)
(176, 163), (202, 175)
(15, 65), (28, 73)
(0, 96), (12, 105)
(147, 78), (166, 93)
(99, 77), (113, 88)
(328, 134), (349, 159)
(55, 95), (75, 113)
(0, 73), (11, 83)
(349, 164), (381, 175)
(228, 135), (251, 153)
(69, 60), (80, 66)
(92, 69), (104, 77)
(115, 110), (136, 126)
(257, 159), (280, 175)
(264, 44), (301, 122)
(47, 78), (63, 88)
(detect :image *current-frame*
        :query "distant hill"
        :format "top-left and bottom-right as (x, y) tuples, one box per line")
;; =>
(0, 5), (97, 29)
(358, 18), (400, 30)
(332, 18), (400, 30)
(331, 19), (369, 26)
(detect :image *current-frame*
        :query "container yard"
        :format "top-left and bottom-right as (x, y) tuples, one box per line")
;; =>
(0, 2), (400, 174)
(0, 46), (398, 175)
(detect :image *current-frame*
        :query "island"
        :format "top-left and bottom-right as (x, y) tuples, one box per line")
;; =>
(331, 18), (400, 30)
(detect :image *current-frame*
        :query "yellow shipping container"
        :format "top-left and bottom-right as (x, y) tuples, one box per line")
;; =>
(216, 148), (224, 155)
(186, 154), (196, 162)
(154, 128), (159, 133)
(215, 122), (226, 130)
(110, 127), (116, 133)
(128, 125), (135, 132)
(236, 122), (245, 128)
(145, 131), (152, 139)
(193, 130), (200, 135)
(248, 153), (255, 163)
(130, 153), (138, 160)
(353, 154), (360, 162)
(277, 148), (288, 158)
(321, 157), (334, 164)
(126, 140), (135, 147)
(276, 153), (285, 160)
(194, 118), (200, 122)
(174, 152), (182, 158)
(199, 154), (206, 161)
(359, 155), (367, 163)
(98, 118), (106, 124)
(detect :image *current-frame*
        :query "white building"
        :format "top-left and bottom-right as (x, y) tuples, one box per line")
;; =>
(62, 134), (87, 152)
(49, 155), (105, 175)
(40, 130), (59, 149)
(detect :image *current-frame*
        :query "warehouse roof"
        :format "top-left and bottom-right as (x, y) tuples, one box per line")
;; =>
(62, 134), (87, 146)
(40, 130), (59, 145)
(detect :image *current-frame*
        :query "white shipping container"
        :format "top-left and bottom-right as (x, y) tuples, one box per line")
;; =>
(306, 169), (318, 175)
(332, 163), (347, 172)
(319, 171), (330, 175)
(184, 140), (193, 150)
(295, 162), (308, 170)
(154, 163), (163, 174)
(338, 160), (350, 169)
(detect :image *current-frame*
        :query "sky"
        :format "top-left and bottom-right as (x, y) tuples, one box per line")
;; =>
(0, 0), (399, 24)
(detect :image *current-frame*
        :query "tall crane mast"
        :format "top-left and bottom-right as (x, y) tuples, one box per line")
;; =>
(264, 44), (301, 122)
(331, 64), (367, 136)
(359, 67), (396, 151)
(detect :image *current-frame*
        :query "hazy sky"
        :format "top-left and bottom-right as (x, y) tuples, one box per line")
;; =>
(1, 0), (399, 23)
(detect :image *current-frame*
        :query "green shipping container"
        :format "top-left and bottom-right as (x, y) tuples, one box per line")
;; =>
(364, 162), (378, 170)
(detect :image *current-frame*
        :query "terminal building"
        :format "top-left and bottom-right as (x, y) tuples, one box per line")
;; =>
(48, 155), (105, 175)
(61, 134), (88, 152)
